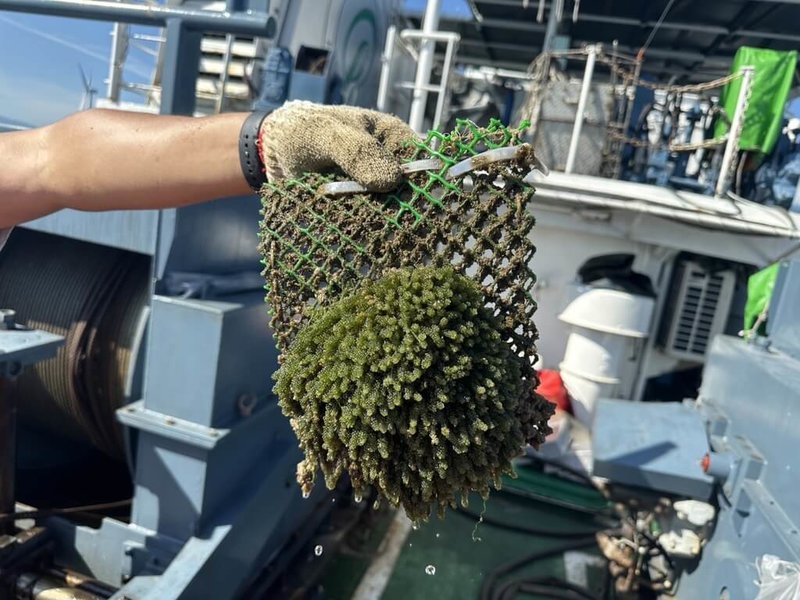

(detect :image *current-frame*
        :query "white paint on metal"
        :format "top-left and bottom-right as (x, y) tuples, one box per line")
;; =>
(376, 25), (398, 113)
(565, 44), (598, 174)
(408, 0), (442, 132)
(528, 170), (800, 238)
(351, 511), (413, 600)
(107, 20), (128, 102)
(716, 66), (755, 197)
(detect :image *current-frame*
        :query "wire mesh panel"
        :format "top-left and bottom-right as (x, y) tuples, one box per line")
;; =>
(259, 120), (558, 520)
(259, 119), (556, 519)
(259, 119), (553, 447)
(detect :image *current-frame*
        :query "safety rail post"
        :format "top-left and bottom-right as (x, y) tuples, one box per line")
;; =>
(399, 30), (460, 132)
(376, 25), (398, 114)
(715, 66), (755, 198)
(408, 0), (442, 133)
(565, 44), (599, 174)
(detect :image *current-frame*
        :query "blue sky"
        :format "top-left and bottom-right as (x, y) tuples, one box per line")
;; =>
(0, 12), (158, 126)
(405, 0), (471, 19)
(0, 0), (470, 127)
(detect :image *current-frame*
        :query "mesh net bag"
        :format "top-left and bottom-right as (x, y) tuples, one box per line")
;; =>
(259, 119), (553, 520)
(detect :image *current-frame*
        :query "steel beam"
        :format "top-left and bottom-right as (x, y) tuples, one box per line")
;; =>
(0, 0), (275, 36)
(458, 38), (541, 53)
(575, 13), (730, 35)
(457, 38), (730, 66)
(160, 19), (203, 115)
(436, 53), (530, 70)
(735, 28), (800, 41)
(473, 0), (541, 6)
(542, 0), (563, 54)
(438, 6), (800, 43)
(447, 51), (729, 81)
(432, 14), (546, 32)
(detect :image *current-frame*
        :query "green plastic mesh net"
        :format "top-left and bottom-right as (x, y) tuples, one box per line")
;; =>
(259, 119), (553, 520)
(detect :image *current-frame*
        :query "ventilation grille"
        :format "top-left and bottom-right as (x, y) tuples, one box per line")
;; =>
(661, 261), (736, 361)
(163, 0), (267, 114)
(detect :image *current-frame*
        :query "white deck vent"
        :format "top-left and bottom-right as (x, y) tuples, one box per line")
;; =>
(661, 260), (735, 361)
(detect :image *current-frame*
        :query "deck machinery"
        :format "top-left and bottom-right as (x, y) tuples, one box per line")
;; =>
(2, 1), (800, 599)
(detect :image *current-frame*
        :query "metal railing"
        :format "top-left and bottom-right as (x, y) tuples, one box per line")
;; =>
(377, 26), (460, 133)
(0, 0), (275, 115)
(524, 44), (753, 197)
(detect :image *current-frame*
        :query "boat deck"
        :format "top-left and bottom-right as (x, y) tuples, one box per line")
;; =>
(316, 465), (610, 600)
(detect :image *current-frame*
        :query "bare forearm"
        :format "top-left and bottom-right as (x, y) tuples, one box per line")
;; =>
(0, 109), (251, 228)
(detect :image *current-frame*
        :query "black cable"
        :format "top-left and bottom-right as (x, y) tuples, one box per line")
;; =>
(500, 583), (586, 600)
(640, 0), (677, 58)
(0, 499), (132, 524)
(480, 538), (598, 600)
(624, 516), (676, 574)
(519, 455), (600, 489)
(457, 506), (608, 538)
(497, 483), (612, 517)
(498, 577), (600, 600)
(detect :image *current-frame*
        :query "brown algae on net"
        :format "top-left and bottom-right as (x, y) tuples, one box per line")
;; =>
(259, 118), (553, 522)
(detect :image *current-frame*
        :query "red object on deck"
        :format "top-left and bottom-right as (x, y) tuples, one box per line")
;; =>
(536, 369), (572, 414)
(701, 453), (711, 473)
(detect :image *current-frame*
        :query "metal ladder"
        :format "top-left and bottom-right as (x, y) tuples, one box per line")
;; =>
(377, 25), (460, 133)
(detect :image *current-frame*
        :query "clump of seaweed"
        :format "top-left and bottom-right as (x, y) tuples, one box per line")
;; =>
(261, 119), (554, 520)
(275, 266), (533, 523)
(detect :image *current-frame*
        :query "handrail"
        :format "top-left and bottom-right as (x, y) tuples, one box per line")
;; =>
(0, 0), (274, 35)
(0, 0), (275, 115)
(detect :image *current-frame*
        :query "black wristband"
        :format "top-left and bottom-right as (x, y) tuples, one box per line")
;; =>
(239, 111), (269, 192)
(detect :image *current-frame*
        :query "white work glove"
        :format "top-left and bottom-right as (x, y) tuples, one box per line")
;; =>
(259, 101), (418, 192)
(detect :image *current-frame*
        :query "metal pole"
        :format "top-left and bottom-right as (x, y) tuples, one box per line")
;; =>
(160, 19), (202, 116)
(408, 0), (442, 133)
(215, 34), (235, 113)
(0, 0), (274, 35)
(715, 66), (754, 198)
(541, 0), (563, 54)
(565, 44), (598, 174)
(376, 25), (397, 113)
(107, 21), (128, 102)
(614, 57), (642, 179)
(0, 378), (16, 534)
(791, 169), (800, 213)
(432, 36), (458, 131)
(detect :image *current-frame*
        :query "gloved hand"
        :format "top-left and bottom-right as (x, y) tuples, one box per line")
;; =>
(259, 101), (417, 192)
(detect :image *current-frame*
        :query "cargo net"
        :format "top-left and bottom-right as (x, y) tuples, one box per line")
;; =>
(259, 119), (554, 521)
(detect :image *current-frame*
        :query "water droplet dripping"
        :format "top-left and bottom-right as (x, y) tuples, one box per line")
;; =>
(354, 493), (363, 502)
(314, 545), (324, 556)
(302, 491), (310, 499)
(435, 533), (440, 538)
(425, 565), (436, 576)
(412, 523), (419, 530)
